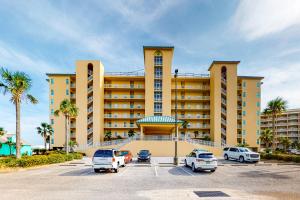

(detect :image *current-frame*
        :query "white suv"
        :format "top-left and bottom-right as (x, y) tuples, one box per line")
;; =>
(223, 147), (260, 163)
(184, 150), (218, 172)
(92, 149), (125, 173)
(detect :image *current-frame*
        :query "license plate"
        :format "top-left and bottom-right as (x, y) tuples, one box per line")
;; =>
(206, 161), (210, 164)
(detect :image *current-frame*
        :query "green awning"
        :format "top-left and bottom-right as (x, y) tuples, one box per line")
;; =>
(136, 116), (183, 125)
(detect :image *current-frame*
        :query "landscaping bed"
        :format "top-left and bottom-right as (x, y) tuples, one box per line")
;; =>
(260, 153), (300, 163)
(0, 152), (83, 168)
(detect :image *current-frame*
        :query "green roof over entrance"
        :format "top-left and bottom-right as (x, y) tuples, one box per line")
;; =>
(136, 116), (183, 125)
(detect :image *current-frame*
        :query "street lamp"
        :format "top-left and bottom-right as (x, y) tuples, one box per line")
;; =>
(174, 69), (178, 165)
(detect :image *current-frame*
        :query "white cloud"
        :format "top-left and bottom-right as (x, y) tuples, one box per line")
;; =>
(231, 0), (300, 40)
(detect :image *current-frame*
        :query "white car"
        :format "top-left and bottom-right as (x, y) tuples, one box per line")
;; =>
(92, 149), (125, 173)
(223, 147), (260, 163)
(184, 150), (218, 172)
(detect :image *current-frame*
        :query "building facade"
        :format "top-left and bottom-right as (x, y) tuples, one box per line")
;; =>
(47, 46), (263, 150)
(261, 109), (300, 144)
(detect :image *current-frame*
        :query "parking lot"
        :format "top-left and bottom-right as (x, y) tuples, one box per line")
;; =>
(0, 157), (300, 200)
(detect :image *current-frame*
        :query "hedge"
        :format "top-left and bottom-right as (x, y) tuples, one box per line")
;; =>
(0, 153), (83, 168)
(260, 153), (300, 163)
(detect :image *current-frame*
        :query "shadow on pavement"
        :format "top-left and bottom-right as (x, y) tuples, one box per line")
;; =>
(59, 168), (112, 176)
(168, 166), (213, 176)
(239, 169), (299, 179)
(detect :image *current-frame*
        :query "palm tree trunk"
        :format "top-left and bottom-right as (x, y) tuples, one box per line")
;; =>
(44, 135), (47, 150)
(272, 114), (276, 151)
(65, 115), (68, 154)
(15, 100), (21, 159)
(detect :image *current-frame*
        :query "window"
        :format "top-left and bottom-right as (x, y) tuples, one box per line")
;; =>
(154, 80), (162, 90)
(256, 92), (260, 98)
(243, 139), (246, 144)
(243, 101), (246, 107)
(51, 119), (54, 125)
(154, 66), (162, 78)
(66, 89), (69, 95)
(256, 130), (260, 136)
(154, 113), (162, 116)
(50, 78), (54, 84)
(154, 92), (162, 101)
(256, 111), (260, 116)
(51, 89), (54, 96)
(51, 138), (54, 144)
(242, 92), (246, 98)
(51, 109), (54, 115)
(242, 130), (246, 135)
(154, 102), (162, 112)
(243, 82), (246, 87)
(154, 54), (163, 66)
(257, 120), (260, 126)
(242, 111), (246, 116)
(50, 99), (54, 105)
(66, 79), (69, 84)
(256, 139), (260, 145)
(256, 102), (260, 107)
(256, 82), (260, 88)
(243, 120), (246, 125)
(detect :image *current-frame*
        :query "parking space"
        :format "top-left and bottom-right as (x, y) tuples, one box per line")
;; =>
(1, 157), (300, 200)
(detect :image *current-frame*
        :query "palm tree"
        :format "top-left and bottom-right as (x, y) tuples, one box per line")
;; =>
(128, 129), (136, 138)
(260, 129), (274, 150)
(0, 127), (5, 136)
(263, 97), (287, 150)
(104, 131), (112, 141)
(291, 141), (300, 150)
(0, 68), (38, 158)
(36, 123), (53, 150)
(278, 137), (291, 152)
(54, 99), (79, 154)
(69, 140), (78, 152)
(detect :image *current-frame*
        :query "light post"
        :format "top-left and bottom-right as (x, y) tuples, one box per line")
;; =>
(174, 69), (178, 165)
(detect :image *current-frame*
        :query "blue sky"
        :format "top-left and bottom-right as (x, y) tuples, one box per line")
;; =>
(1, 0), (300, 145)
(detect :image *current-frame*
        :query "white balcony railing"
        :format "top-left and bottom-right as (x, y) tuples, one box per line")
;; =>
(104, 84), (144, 89)
(104, 95), (144, 99)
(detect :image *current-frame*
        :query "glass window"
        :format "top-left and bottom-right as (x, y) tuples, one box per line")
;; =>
(243, 120), (246, 125)
(50, 78), (54, 84)
(51, 138), (54, 144)
(242, 130), (246, 135)
(257, 139), (260, 145)
(242, 139), (246, 144)
(66, 79), (69, 84)
(256, 102), (260, 107)
(154, 102), (162, 112)
(256, 111), (260, 116)
(243, 82), (246, 87)
(256, 92), (260, 98)
(154, 66), (162, 78)
(154, 80), (162, 90)
(51, 89), (54, 96)
(51, 119), (54, 125)
(51, 109), (54, 115)
(154, 92), (162, 101)
(243, 101), (246, 107)
(154, 56), (163, 66)
(256, 82), (260, 88)
(242, 92), (246, 97)
(66, 89), (69, 95)
(256, 130), (260, 136)
(50, 99), (54, 105)
(257, 120), (260, 125)
(242, 111), (246, 116)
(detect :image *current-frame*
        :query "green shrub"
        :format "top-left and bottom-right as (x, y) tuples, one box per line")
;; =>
(260, 153), (300, 163)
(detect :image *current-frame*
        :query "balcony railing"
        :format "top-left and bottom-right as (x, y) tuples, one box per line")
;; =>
(70, 83), (76, 88)
(172, 105), (210, 110)
(104, 124), (138, 128)
(104, 105), (144, 109)
(88, 75), (93, 81)
(187, 124), (210, 129)
(105, 72), (145, 76)
(87, 117), (93, 124)
(87, 107), (93, 114)
(175, 115), (210, 119)
(104, 84), (144, 89)
(171, 73), (210, 78)
(172, 96), (210, 101)
(70, 124), (76, 128)
(221, 88), (227, 95)
(87, 128), (93, 134)
(88, 97), (93, 104)
(88, 87), (93, 93)
(237, 124), (242, 129)
(104, 95), (144, 99)
(104, 114), (144, 119)
(172, 85), (210, 90)
(221, 108), (227, 115)
(221, 119), (227, 125)
(237, 106), (242, 110)
(70, 94), (76, 99)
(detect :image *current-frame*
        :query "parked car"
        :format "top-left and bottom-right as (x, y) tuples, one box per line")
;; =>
(137, 150), (151, 162)
(223, 147), (260, 163)
(119, 150), (133, 163)
(92, 149), (125, 173)
(184, 150), (217, 172)
(288, 149), (300, 155)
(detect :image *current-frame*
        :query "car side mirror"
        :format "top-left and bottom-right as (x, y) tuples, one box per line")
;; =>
(149, 153), (151, 156)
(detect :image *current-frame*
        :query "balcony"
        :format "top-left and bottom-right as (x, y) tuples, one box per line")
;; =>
(237, 124), (242, 129)
(88, 86), (93, 93)
(104, 95), (144, 100)
(221, 128), (226, 134)
(88, 97), (93, 104)
(237, 115), (242, 120)
(175, 115), (210, 119)
(221, 108), (227, 115)
(221, 98), (226, 105)
(237, 106), (242, 110)
(288, 122), (299, 125)
(104, 124), (138, 129)
(70, 93), (76, 99)
(104, 114), (144, 119)
(70, 83), (76, 88)
(87, 117), (93, 124)
(87, 107), (93, 114)
(104, 104), (144, 109)
(221, 88), (227, 95)
(221, 77), (226, 84)
(221, 118), (227, 125)
(104, 84), (144, 90)
(237, 134), (242, 138)
(172, 96), (210, 101)
(88, 75), (93, 82)
(172, 105), (210, 110)
(237, 96), (242, 101)
(237, 85), (242, 90)
(186, 124), (210, 129)
(172, 85), (210, 90)
(70, 123), (76, 129)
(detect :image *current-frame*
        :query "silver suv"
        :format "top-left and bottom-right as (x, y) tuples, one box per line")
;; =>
(223, 147), (260, 163)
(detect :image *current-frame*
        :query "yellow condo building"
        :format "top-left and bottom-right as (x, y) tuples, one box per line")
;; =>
(47, 46), (263, 154)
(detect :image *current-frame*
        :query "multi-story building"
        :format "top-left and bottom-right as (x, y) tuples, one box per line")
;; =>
(47, 46), (263, 150)
(261, 109), (300, 144)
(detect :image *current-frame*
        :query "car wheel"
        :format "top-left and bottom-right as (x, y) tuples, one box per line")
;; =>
(239, 156), (244, 163)
(210, 169), (216, 172)
(192, 163), (197, 172)
(94, 169), (100, 173)
(224, 154), (228, 160)
(114, 163), (119, 173)
(184, 159), (188, 167)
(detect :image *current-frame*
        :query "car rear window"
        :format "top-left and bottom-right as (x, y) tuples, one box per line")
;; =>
(119, 151), (129, 156)
(198, 153), (213, 158)
(223, 147), (229, 151)
(94, 150), (113, 157)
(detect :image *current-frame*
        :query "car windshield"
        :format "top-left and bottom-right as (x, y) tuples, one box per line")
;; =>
(139, 150), (149, 155)
(94, 150), (113, 157)
(119, 151), (129, 156)
(198, 153), (213, 158)
(239, 148), (251, 152)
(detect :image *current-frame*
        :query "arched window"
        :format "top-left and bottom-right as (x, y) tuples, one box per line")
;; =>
(154, 50), (163, 66)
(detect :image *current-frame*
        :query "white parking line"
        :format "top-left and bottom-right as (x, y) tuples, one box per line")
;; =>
(178, 166), (194, 176)
(154, 165), (158, 177)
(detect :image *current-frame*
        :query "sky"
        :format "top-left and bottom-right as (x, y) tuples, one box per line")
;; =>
(0, 0), (300, 145)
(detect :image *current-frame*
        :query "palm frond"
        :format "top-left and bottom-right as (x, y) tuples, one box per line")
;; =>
(26, 94), (38, 104)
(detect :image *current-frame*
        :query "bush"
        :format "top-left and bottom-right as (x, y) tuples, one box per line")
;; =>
(0, 152), (83, 168)
(260, 153), (300, 163)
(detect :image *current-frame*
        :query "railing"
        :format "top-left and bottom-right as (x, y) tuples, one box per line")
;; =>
(187, 125), (210, 129)
(173, 86), (210, 90)
(104, 105), (144, 109)
(70, 83), (76, 88)
(288, 122), (299, 125)
(88, 97), (93, 104)
(237, 96), (242, 101)
(221, 119), (227, 125)
(221, 128), (226, 134)
(104, 84), (144, 89)
(175, 115), (210, 119)
(70, 124), (76, 128)
(237, 85), (242, 90)
(104, 95), (144, 99)
(87, 107), (93, 114)
(88, 87), (93, 93)
(186, 139), (225, 148)
(173, 96), (210, 100)
(105, 72), (145, 76)
(104, 124), (138, 128)
(143, 135), (172, 141)
(87, 128), (93, 134)
(221, 98), (226, 105)
(221, 108), (227, 115)
(88, 75), (93, 81)
(87, 117), (93, 124)
(221, 77), (226, 84)
(70, 94), (76, 99)
(104, 114), (144, 119)
(221, 88), (227, 95)
(237, 115), (242, 119)
(172, 73), (210, 78)
(237, 106), (242, 110)
(172, 105), (210, 110)
(237, 125), (242, 129)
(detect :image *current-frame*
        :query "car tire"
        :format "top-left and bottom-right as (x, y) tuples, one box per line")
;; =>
(239, 156), (244, 163)
(192, 163), (197, 172)
(114, 163), (119, 173)
(184, 159), (188, 167)
(210, 169), (216, 172)
(94, 169), (100, 173)
(224, 154), (228, 160)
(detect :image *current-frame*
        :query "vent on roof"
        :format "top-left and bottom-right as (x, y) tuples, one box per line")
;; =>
(194, 191), (230, 198)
